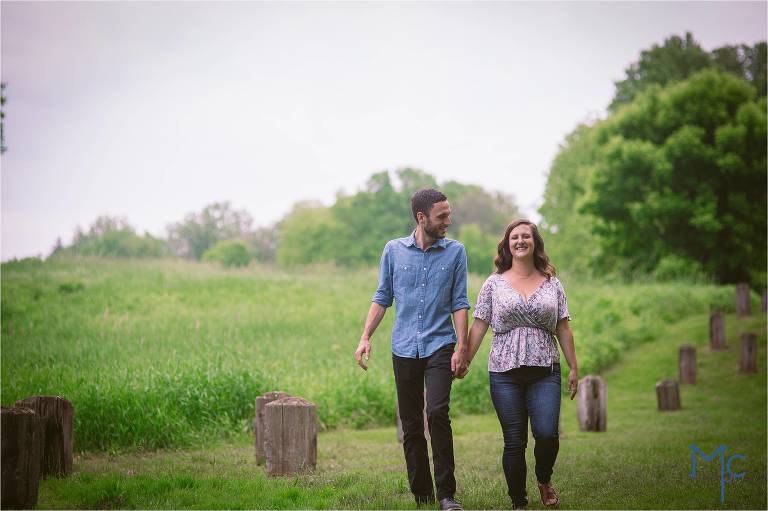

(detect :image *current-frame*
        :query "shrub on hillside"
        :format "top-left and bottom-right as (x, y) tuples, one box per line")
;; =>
(202, 240), (252, 268)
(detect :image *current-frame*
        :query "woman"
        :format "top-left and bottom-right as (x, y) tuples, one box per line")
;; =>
(464, 219), (578, 509)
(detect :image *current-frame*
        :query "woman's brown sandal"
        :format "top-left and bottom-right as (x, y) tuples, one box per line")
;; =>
(537, 482), (560, 507)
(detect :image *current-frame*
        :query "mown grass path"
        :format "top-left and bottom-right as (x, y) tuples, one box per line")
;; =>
(38, 312), (765, 509)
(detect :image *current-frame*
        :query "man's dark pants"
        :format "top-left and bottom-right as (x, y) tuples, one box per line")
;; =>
(393, 344), (456, 502)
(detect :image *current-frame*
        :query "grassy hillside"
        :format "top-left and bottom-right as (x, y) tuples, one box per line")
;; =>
(1, 257), (753, 451)
(36, 311), (766, 509)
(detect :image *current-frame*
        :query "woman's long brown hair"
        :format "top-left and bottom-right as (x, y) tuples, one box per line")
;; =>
(494, 219), (556, 278)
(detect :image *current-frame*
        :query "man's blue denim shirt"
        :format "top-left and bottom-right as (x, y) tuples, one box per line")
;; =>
(372, 231), (470, 358)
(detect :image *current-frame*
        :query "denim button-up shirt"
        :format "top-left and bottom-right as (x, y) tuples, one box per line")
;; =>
(372, 231), (470, 358)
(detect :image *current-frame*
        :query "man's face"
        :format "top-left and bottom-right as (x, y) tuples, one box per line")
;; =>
(421, 200), (452, 239)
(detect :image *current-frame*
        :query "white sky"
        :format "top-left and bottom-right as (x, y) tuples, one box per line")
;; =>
(2, 1), (766, 260)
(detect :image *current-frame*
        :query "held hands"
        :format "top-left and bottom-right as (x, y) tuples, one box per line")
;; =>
(451, 351), (470, 379)
(355, 338), (371, 371)
(568, 368), (579, 400)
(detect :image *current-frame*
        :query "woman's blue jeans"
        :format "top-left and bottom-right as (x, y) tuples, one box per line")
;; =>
(489, 364), (561, 503)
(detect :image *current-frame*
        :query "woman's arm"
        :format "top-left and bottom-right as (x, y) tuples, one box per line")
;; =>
(555, 318), (578, 399)
(466, 318), (490, 365)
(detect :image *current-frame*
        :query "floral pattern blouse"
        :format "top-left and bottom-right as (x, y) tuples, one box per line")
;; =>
(473, 273), (570, 372)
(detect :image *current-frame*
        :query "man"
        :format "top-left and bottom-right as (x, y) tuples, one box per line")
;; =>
(354, 188), (470, 511)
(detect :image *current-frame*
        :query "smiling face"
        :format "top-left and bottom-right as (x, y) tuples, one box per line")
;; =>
(508, 223), (535, 260)
(420, 200), (452, 239)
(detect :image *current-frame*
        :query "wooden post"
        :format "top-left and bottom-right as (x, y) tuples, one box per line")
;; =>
(709, 311), (727, 350)
(14, 396), (74, 478)
(264, 396), (317, 476)
(255, 391), (289, 465)
(679, 344), (696, 384)
(740, 333), (757, 373)
(736, 283), (751, 316)
(656, 379), (681, 411)
(396, 393), (429, 443)
(576, 375), (606, 432)
(1, 407), (44, 509)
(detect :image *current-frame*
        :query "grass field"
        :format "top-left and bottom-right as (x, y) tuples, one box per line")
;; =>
(0, 257), (756, 453)
(34, 310), (766, 509)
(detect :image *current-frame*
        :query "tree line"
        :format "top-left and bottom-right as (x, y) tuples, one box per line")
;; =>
(49, 169), (518, 275)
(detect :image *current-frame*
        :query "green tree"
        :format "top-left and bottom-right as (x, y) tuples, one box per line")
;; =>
(167, 202), (253, 260)
(202, 239), (252, 267)
(538, 123), (601, 276)
(276, 201), (338, 267)
(57, 216), (168, 258)
(457, 223), (498, 275)
(610, 33), (766, 111)
(585, 70), (766, 285)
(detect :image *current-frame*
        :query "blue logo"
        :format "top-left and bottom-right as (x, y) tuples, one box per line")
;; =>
(689, 444), (746, 503)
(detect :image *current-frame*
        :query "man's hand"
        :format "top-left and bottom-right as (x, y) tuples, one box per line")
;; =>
(568, 368), (579, 400)
(451, 351), (469, 379)
(355, 338), (372, 371)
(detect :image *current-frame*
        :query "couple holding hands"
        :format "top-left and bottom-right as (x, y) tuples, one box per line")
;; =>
(354, 188), (578, 510)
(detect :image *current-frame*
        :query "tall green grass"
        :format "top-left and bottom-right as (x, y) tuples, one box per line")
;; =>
(1, 257), (754, 452)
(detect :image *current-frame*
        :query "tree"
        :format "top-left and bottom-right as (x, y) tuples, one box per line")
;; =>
(202, 240), (252, 268)
(585, 70), (766, 285)
(1, 82), (6, 154)
(609, 33), (766, 111)
(167, 202), (253, 260)
(276, 201), (338, 267)
(56, 215), (168, 258)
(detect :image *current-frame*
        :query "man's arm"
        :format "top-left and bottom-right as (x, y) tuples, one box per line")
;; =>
(356, 243), (393, 371)
(450, 244), (471, 378)
(355, 302), (387, 371)
(450, 308), (469, 377)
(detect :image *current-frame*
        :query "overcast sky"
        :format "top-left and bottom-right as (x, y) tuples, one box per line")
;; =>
(2, 1), (766, 260)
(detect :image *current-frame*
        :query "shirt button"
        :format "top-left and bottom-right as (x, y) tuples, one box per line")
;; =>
(423, 267), (426, 270)
(422, 283), (425, 286)
(418, 315), (422, 318)
(420, 299), (423, 302)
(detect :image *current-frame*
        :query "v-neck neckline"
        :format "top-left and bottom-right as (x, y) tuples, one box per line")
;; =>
(499, 273), (547, 304)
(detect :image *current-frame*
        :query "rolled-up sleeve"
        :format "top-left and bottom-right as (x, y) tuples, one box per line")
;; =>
(372, 242), (394, 307)
(451, 244), (470, 312)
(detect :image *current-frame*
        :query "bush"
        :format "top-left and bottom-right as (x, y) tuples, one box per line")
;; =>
(654, 254), (708, 282)
(202, 240), (252, 268)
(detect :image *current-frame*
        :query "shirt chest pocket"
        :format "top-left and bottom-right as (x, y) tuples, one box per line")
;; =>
(433, 265), (452, 304)
(393, 264), (416, 304)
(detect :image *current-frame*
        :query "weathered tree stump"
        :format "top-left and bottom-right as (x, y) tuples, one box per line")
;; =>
(709, 311), (727, 350)
(679, 344), (696, 384)
(576, 375), (606, 432)
(736, 283), (751, 317)
(13, 396), (74, 478)
(255, 391), (289, 465)
(1, 407), (44, 509)
(264, 396), (317, 476)
(396, 394), (429, 443)
(740, 332), (757, 373)
(656, 379), (681, 411)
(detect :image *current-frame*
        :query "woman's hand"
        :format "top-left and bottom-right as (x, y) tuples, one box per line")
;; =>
(568, 368), (578, 400)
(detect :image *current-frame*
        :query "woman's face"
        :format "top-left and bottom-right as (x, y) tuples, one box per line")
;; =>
(508, 224), (535, 260)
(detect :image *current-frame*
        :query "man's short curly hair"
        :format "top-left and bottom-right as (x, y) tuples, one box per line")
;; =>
(411, 188), (448, 221)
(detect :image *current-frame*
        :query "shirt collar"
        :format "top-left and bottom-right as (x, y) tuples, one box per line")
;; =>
(402, 230), (447, 249)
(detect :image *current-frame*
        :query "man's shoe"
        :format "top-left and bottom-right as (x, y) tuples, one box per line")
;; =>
(439, 497), (464, 511)
(511, 497), (528, 509)
(537, 482), (560, 507)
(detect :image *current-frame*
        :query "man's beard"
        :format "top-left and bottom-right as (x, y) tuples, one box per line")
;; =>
(424, 221), (445, 239)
